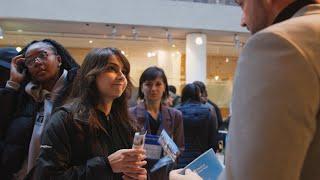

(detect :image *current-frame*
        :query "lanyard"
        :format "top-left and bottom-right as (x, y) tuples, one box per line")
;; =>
(144, 110), (163, 135)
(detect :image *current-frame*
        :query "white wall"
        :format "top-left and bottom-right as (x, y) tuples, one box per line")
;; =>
(0, 0), (246, 32)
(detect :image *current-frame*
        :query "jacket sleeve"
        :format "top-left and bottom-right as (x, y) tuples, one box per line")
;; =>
(0, 115), (34, 178)
(173, 110), (185, 153)
(207, 109), (218, 152)
(0, 87), (19, 138)
(34, 109), (115, 180)
(212, 102), (223, 129)
(219, 31), (319, 180)
(128, 107), (141, 130)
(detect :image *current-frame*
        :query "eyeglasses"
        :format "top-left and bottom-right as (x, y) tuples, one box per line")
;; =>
(25, 51), (56, 67)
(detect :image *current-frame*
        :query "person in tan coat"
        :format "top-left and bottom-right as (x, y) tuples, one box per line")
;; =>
(170, 0), (320, 180)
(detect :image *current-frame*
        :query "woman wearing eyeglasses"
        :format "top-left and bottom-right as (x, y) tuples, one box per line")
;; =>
(0, 39), (79, 180)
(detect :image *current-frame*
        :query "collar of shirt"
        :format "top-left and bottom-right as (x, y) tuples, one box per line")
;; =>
(273, 0), (316, 24)
(25, 69), (68, 102)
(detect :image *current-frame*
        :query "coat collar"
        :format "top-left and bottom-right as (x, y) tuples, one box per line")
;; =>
(273, 0), (317, 24)
(134, 102), (173, 135)
(135, 102), (171, 120)
(294, 4), (320, 17)
(25, 69), (68, 103)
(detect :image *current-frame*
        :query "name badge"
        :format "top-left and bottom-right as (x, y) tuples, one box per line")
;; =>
(144, 134), (162, 160)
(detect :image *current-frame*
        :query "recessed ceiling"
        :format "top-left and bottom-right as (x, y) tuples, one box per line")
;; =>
(0, 18), (249, 57)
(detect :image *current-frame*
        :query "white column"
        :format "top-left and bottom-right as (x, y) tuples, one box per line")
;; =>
(186, 33), (207, 84)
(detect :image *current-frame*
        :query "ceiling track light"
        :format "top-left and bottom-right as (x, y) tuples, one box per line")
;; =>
(165, 29), (173, 44)
(132, 27), (138, 40)
(234, 34), (242, 49)
(111, 26), (117, 38)
(0, 27), (4, 39)
(234, 34), (239, 42)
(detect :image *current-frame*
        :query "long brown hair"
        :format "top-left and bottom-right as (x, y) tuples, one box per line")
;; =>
(71, 48), (136, 133)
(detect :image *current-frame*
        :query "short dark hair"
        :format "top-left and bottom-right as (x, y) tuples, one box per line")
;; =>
(181, 83), (201, 103)
(138, 66), (169, 100)
(168, 85), (177, 94)
(193, 81), (208, 97)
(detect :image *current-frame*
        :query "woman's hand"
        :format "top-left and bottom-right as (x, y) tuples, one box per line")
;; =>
(10, 55), (26, 84)
(107, 149), (147, 175)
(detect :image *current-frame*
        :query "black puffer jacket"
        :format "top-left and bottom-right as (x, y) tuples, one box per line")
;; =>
(176, 101), (218, 168)
(31, 102), (134, 180)
(0, 68), (78, 180)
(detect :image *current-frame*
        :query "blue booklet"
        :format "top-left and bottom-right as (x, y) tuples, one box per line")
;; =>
(179, 148), (223, 180)
(149, 130), (180, 172)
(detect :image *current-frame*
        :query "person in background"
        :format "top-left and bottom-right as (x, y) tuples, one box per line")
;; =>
(171, 0), (320, 179)
(32, 48), (147, 180)
(193, 81), (223, 129)
(129, 66), (184, 180)
(168, 85), (181, 107)
(0, 39), (79, 180)
(176, 83), (218, 168)
(0, 47), (18, 87)
(128, 86), (139, 107)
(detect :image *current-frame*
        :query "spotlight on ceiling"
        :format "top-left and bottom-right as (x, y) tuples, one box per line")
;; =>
(132, 27), (138, 40)
(111, 26), (117, 38)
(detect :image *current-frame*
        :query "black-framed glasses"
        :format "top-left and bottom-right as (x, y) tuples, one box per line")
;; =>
(25, 51), (56, 67)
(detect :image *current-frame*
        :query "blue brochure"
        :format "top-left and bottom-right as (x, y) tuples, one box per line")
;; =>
(149, 130), (180, 172)
(180, 148), (223, 180)
(158, 130), (180, 161)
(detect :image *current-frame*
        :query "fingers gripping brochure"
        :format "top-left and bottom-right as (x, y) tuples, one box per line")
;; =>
(150, 130), (180, 172)
(179, 148), (223, 180)
(132, 131), (147, 149)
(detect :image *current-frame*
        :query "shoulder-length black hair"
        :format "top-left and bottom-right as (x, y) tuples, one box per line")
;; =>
(181, 83), (201, 104)
(193, 81), (208, 97)
(71, 48), (136, 133)
(138, 66), (169, 101)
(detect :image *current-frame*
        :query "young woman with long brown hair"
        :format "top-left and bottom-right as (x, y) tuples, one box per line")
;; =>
(33, 48), (147, 180)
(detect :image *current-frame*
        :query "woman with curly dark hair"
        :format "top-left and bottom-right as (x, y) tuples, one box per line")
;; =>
(0, 39), (79, 180)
